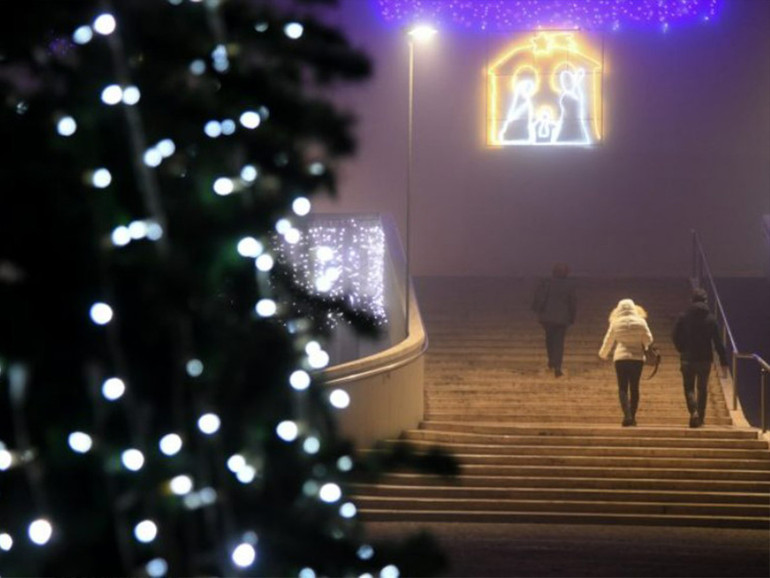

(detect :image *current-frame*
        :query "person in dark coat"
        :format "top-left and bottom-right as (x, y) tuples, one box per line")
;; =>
(532, 263), (576, 377)
(672, 288), (729, 428)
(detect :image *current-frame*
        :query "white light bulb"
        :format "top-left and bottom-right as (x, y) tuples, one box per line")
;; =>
(305, 341), (322, 355)
(316, 246), (335, 262)
(289, 370), (310, 391)
(276, 420), (298, 442)
(337, 456), (353, 472)
(319, 482), (342, 503)
(213, 177), (234, 196)
(157, 139), (175, 157)
(275, 219), (292, 234)
(255, 254), (274, 272)
(237, 237), (263, 258)
(255, 22), (269, 33)
(185, 359), (203, 377)
(227, 454), (246, 473)
(73, 25), (93, 44)
(93, 13), (117, 35)
(308, 162), (325, 175)
(143, 148), (162, 167)
(197, 413), (221, 435)
(221, 119), (236, 135)
(236, 465), (256, 483)
(204, 120), (222, 138)
(339, 502), (357, 518)
(146, 558), (168, 578)
(0, 449), (12, 471)
(101, 84), (123, 105)
(111, 226), (131, 247)
(28, 519), (53, 545)
(239, 111), (261, 129)
(292, 197), (311, 216)
(329, 389), (350, 409)
(121, 449), (145, 471)
(89, 302), (113, 325)
(303, 436), (320, 454)
(315, 277), (333, 293)
(122, 86), (141, 105)
(284, 22), (304, 39)
(146, 222), (163, 241)
(358, 544), (374, 560)
(284, 228), (301, 245)
(57, 116), (77, 137)
(199, 487), (217, 504)
(381, 565), (400, 578)
(134, 520), (158, 543)
(308, 349), (330, 369)
(159, 434), (182, 456)
(240, 165), (258, 182)
(170, 475), (193, 495)
(128, 220), (148, 239)
(91, 168), (112, 188)
(255, 299), (277, 317)
(68, 432), (93, 453)
(0, 532), (12, 551)
(189, 59), (206, 75)
(232, 543), (257, 568)
(299, 568), (316, 578)
(102, 377), (125, 400)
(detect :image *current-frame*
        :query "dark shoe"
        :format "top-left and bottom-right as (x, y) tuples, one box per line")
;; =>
(630, 417), (637, 426)
(622, 416), (633, 427)
(554, 369), (563, 378)
(689, 413), (701, 428)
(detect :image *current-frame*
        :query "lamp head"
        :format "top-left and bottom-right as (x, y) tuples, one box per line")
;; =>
(408, 24), (437, 43)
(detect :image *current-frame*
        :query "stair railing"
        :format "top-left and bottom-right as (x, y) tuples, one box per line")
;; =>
(691, 230), (770, 432)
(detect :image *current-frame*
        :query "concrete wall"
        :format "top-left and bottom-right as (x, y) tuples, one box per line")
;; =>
(315, 0), (770, 278)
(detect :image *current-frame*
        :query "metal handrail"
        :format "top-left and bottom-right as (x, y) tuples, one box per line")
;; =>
(691, 230), (770, 432)
(691, 230), (739, 353)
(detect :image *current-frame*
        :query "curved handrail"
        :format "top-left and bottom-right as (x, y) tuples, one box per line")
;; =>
(321, 282), (427, 385)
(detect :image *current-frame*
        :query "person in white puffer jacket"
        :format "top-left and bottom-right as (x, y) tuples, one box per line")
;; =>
(598, 299), (654, 426)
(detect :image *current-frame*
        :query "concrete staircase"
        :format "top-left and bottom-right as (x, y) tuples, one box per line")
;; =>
(354, 277), (770, 529)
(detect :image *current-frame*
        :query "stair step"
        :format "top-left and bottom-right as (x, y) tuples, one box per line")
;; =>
(352, 484), (770, 505)
(357, 509), (770, 529)
(353, 496), (770, 518)
(418, 422), (760, 439)
(403, 430), (770, 450)
(389, 439), (770, 459)
(370, 473), (770, 493)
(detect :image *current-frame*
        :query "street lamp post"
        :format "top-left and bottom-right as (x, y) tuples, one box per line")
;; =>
(405, 25), (436, 335)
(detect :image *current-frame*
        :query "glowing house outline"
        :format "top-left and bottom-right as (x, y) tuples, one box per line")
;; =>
(487, 32), (603, 147)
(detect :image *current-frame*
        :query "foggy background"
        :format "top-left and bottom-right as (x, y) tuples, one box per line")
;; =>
(313, 0), (770, 278)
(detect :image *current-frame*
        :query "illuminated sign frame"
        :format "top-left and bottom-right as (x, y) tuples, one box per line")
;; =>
(487, 32), (604, 147)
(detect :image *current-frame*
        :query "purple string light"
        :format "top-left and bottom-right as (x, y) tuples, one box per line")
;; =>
(373, 0), (722, 32)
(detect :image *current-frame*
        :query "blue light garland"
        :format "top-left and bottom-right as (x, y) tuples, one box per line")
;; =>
(374, 0), (722, 32)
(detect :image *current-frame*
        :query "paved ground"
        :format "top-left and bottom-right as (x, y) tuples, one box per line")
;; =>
(366, 522), (770, 577)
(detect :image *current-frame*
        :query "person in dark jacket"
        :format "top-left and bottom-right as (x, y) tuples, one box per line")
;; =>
(532, 263), (576, 377)
(672, 288), (729, 428)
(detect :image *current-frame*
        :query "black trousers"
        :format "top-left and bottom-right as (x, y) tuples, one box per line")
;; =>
(615, 360), (643, 418)
(543, 323), (567, 371)
(680, 360), (711, 419)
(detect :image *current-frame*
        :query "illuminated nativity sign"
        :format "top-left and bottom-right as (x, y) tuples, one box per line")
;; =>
(487, 32), (603, 147)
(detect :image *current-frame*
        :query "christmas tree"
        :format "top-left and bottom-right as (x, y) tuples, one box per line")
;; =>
(0, 1), (452, 575)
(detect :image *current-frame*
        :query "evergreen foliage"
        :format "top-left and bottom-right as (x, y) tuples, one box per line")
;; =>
(0, 1), (453, 575)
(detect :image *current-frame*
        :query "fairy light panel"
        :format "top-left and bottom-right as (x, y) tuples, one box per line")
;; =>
(374, 0), (721, 32)
(488, 31), (603, 147)
(277, 216), (388, 327)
